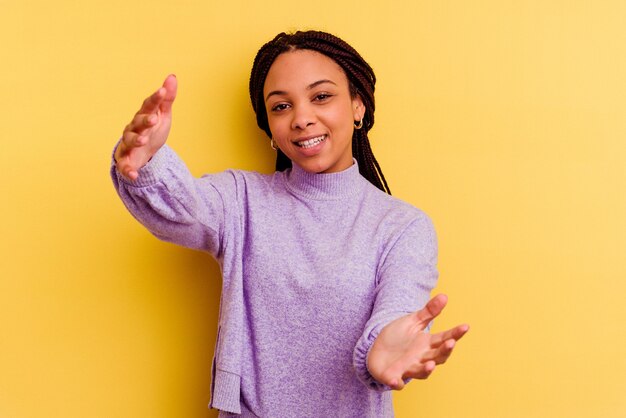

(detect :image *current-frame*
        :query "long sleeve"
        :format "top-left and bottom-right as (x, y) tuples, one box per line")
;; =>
(111, 143), (234, 258)
(352, 212), (439, 390)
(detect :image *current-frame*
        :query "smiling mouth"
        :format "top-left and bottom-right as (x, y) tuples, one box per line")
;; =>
(295, 135), (327, 149)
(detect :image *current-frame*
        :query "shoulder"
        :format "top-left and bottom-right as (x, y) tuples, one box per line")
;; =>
(359, 181), (438, 262)
(363, 181), (434, 230)
(362, 187), (439, 275)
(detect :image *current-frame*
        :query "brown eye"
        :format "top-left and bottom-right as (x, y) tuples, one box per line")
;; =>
(271, 103), (290, 112)
(314, 93), (332, 102)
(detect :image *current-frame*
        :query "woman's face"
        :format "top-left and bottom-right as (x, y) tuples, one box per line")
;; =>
(263, 49), (365, 174)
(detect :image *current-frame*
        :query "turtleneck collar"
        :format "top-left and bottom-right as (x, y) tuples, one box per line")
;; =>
(283, 159), (367, 200)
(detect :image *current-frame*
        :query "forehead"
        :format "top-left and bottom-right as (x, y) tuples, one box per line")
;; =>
(263, 49), (349, 93)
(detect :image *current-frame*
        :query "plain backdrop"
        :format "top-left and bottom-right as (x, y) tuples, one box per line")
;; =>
(1, 1), (625, 417)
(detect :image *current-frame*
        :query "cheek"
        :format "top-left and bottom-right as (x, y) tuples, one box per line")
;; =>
(267, 116), (290, 143)
(266, 117), (280, 135)
(264, 112), (278, 132)
(329, 107), (355, 133)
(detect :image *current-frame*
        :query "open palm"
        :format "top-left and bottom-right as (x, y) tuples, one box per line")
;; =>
(367, 294), (469, 390)
(115, 74), (178, 180)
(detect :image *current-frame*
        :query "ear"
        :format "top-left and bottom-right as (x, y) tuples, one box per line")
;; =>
(352, 94), (365, 122)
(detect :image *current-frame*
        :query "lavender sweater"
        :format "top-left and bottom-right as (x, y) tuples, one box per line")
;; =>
(111, 144), (438, 417)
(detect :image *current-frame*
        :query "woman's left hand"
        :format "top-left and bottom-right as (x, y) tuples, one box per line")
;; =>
(367, 294), (469, 390)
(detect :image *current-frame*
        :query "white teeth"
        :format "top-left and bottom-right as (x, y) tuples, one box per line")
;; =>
(297, 135), (326, 148)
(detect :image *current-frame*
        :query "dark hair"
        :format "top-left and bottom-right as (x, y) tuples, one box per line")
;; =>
(249, 30), (391, 195)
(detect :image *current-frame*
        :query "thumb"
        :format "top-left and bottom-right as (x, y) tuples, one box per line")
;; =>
(414, 294), (448, 326)
(159, 74), (178, 114)
(389, 376), (406, 391)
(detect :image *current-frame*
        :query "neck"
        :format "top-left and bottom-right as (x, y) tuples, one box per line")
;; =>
(284, 160), (366, 200)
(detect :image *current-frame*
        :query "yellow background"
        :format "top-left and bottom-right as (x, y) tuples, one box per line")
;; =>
(1, 1), (624, 417)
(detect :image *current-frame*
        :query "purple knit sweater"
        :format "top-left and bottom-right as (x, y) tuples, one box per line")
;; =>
(111, 144), (438, 417)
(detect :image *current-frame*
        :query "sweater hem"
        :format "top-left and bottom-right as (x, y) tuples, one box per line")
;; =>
(209, 368), (242, 414)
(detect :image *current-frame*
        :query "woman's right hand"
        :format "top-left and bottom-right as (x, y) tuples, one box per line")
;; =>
(115, 74), (178, 180)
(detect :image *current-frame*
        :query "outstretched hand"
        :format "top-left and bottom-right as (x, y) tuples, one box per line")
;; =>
(367, 294), (469, 390)
(115, 74), (178, 180)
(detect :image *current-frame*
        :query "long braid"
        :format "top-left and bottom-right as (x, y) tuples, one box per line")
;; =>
(353, 129), (391, 194)
(249, 30), (391, 194)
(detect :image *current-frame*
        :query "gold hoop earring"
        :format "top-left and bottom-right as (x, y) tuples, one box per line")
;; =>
(270, 138), (278, 151)
(354, 118), (364, 130)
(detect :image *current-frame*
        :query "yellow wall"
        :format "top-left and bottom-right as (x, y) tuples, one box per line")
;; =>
(1, 1), (624, 417)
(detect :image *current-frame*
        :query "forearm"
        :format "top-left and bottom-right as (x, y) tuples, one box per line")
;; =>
(111, 143), (223, 255)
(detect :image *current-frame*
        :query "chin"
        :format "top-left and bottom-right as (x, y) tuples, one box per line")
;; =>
(298, 161), (329, 174)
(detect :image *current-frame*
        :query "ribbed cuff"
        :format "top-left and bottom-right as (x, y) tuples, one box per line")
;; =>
(353, 324), (392, 392)
(209, 369), (241, 414)
(112, 142), (172, 188)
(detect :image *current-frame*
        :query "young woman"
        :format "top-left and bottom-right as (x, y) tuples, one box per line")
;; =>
(112, 30), (469, 417)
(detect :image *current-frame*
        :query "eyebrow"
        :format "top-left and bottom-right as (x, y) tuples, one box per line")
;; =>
(265, 79), (337, 102)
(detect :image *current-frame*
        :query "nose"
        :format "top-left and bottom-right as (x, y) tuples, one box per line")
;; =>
(290, 103), (316, 130)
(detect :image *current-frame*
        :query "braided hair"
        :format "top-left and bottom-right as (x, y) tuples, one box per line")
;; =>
(249, 30), (391, 195)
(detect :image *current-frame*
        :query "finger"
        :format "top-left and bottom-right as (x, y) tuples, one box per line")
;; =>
(159, 74), (178, 114)
(121, 130), (148, 149)
(430, 324), (470, 347)
(402, 360), (436, 382)
(126, 112), (159, 135)
(116, 156), (138, 181)
(421, 338), (456, 364)
(387, 369), (408, 390)
(414, 294), (448, 325)
(138, 85), (167, 115)
(390, 377), (405, 391)
(125, 169), (139, 181)
(121, 162), (140, 181)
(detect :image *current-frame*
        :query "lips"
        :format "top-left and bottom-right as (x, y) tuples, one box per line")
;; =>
(295, 135), (327, 149)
